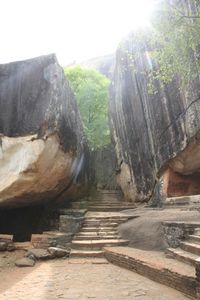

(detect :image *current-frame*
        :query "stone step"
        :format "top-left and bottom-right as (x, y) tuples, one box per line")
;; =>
(99, 190), (121, 193)
(87, 206), (135, 212)
(165, 247), (198, 266)
(88, 200), (133, 203)
(71, 202), (133, 208)
(83, 220), (128, 225)
(78, 231), (117, 236)
(14, 242), (32, 251)
(84, 201), (126, 205)
(82, 222), (119, 227)
(31, 231), (72, 240)
(84, 217), (124, 222)
(0, 234), (13, 241)
(85, 216), (129, 220)
(81, 227), (118, 232)
(74, 235), (119, 240)
(82, 222), (125, 227)
(165, 197), (191, 206)
(56, 209), (87, 217)
(72, 239), (129, 250)
(194, 228), (200, 236)
(180, 241), (200, 255)
(70, 249), (104, 258)
(188, 234), (200, 244)
(90, 199), (132, 202)
(165, 195), (200, 207)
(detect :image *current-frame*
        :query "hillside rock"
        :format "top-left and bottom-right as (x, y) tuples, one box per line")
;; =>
(109, 30), (200, 202)
(80, 54), (115, 79)
(0, 54), (89, 208)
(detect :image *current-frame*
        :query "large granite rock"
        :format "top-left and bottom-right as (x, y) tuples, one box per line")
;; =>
(110, 23), (200, 201)
(0, 54), (89, 208)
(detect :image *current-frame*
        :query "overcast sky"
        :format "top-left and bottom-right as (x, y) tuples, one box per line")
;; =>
(0, 0), (156, 66)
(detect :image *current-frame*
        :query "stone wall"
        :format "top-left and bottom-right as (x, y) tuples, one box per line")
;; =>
(162, 221), (198, 248)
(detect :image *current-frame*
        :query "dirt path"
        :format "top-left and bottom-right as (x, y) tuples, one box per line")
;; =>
(0, 258), (190, 299)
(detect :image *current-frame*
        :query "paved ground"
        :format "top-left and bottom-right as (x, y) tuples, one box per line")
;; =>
(0, 258), (190, 300)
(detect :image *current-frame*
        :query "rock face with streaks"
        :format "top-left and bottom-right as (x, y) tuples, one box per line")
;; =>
(109, 30), (200, 202)
(0, 54), (89, 208)
(90, 144), (118, 190)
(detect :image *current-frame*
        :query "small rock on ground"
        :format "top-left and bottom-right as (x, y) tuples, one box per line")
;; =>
(15, 257), (35, 267)
(26, 248), (54, 260)
(48, 247), (70, 258)
(0, 242), (8, 251)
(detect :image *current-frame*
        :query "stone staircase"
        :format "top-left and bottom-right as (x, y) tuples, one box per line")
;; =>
(70, 190), (136, 257)
(23, 190), (135, 258)
(166, 226), (200, 267)
(71, 190), (136, 212)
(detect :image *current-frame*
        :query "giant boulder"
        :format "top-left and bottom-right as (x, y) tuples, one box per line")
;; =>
(0, 54), (89, 208)
(110, 27), (200, 202)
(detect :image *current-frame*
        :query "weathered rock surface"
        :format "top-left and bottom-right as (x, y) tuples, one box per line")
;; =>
(48, 246), (70, 258)
(26, 246), (70, 260)
(15, 257), (35, 267)
(0, 54), (89, 208)
(0, 235), (15, 251)
(90, 144), (118, 190)
(0, 241), (8, 251)
(26, 248), (54, 260)
(59, 215), (84, 234)
(110, 27), (200, 201)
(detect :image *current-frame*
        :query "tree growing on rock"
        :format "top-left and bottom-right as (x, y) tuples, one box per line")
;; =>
(151, 0), (200, 88)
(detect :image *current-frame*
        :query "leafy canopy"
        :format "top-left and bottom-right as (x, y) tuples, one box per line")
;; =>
(120, 1), (200, 93)
(151, 1), (200, 88)
(64, 66), (110, 150)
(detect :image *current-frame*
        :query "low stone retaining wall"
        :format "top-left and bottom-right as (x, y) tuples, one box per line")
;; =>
(162, 221), (200, 248)
(104, 247), (196, 298)
(196, 258), (200, 299)
(59, 209), (87, 234)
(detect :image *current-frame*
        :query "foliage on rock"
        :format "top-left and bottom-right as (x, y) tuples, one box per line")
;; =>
(151, 0), (200, 88)
(118, 0), (200, 93)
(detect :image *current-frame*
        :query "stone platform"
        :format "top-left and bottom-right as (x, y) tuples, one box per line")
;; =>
(104, 246), (196, 298)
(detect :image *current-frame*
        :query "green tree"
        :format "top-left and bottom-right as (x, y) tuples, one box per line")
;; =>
(64, 66), (110, 149)
(150, 0), (200, 88)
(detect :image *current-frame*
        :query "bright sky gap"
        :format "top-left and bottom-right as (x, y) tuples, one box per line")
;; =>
(0, 0), (157, 65)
